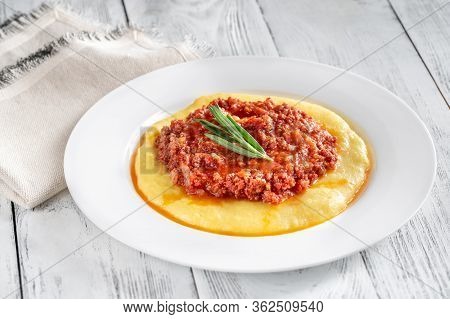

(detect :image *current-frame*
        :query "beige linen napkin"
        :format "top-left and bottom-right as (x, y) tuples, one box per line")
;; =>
(0, 5), (214, 208)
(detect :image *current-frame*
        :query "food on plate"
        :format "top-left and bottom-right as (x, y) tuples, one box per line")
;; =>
(131, 93), (370, 236)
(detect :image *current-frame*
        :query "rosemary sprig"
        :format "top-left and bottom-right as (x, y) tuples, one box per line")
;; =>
(196, 105), (273, 161)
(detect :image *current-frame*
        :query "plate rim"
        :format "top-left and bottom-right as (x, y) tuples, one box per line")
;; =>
(64, 56), (437, 273)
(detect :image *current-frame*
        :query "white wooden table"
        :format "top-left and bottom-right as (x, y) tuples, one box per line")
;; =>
(0, 0), (449, 299)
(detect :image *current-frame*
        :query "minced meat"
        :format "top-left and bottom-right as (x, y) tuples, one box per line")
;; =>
(155, 97), (337, 204)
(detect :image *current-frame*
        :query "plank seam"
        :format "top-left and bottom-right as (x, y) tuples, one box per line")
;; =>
(189, 268), (200, 298)
(388, 0), (450, 110)
(254, 0), (281, 55)
(120, 0), (130, 26)
(360, 251), (382, 298)
(10, 202), (24, 299)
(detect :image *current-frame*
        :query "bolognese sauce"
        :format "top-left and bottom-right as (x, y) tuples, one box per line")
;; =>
(155, 97), (337, 204)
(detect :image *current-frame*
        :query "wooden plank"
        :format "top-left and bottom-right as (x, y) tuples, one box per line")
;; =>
(390, 0), (450, 107)
(0, 2), (7, 22)
(5, 0), (198, 298)
(0, 198), (20, 298)
(257, 0), (449, 298)
(195, 254), (377, 298)
(15, 191), (198, 298)
(125, 0), (380, 299)
(123, 0), (278, 56)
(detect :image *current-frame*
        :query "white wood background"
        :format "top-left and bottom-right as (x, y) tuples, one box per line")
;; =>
(0, 0), (449, 298)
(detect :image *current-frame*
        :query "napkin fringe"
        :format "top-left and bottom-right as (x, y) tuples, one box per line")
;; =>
(123, 23), (216, 60)
(0, 27), (215, 88)
(183, 34), (216, 59)
(0, 1), (111, 40)
(0, 28), (128, 88)
(0, 3), (52, 39)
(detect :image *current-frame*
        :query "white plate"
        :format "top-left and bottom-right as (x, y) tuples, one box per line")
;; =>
(64, 57), (436, 273)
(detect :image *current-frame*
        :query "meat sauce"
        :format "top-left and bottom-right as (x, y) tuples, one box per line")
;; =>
(155, 97), (338, 204)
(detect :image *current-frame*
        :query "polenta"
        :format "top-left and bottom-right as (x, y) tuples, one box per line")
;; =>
(132, 94), (370, 236)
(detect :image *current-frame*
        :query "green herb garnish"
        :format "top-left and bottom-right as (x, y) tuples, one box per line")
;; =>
(196, 105), (272, 161)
